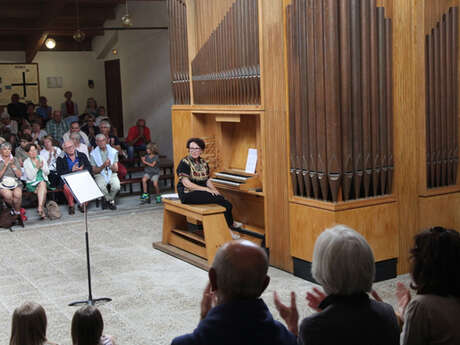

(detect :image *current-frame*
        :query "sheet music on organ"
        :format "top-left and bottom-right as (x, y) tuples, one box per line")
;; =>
(245, 148), (258, 173)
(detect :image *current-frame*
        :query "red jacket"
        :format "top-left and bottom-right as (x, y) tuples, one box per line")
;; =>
(126, 125), (151, 146)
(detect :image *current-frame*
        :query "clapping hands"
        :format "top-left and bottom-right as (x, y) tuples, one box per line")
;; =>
(274, 291), (299, 336)
(200, 282), (217, 320)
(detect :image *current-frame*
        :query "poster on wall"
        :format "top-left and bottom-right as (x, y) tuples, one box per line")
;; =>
(0, 63), (39, 105)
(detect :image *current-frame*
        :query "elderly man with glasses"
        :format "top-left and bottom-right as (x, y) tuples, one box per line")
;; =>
(56, 140), (92, 215)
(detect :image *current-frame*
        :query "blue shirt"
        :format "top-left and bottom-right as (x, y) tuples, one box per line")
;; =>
(36, 106), (52, 120)
(172, 298), (297, 345)
(65, 154), (79, 171)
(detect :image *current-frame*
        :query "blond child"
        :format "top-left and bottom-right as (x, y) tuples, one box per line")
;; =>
(140, 142), (161, 203)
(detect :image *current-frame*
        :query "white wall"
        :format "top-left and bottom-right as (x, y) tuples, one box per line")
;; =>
(0, 51), (26, 62)
(32, 51), (106, 113)
(93, 0), (174, 158)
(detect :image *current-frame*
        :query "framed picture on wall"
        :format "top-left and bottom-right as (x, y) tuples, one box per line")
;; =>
(47, 76), (63, 88)
(0, 63), (39, 105)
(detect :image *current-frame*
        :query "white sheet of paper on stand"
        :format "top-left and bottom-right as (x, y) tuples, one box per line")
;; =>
(61, 170), (103, 204)
(245, 148), (258, 174)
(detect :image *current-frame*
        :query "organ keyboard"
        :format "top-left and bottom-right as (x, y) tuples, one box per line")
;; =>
(210, 170), (262, 192)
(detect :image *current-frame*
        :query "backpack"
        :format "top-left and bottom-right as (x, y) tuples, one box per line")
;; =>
(46, 201), (61, 220)
(0, 207), (19, 230)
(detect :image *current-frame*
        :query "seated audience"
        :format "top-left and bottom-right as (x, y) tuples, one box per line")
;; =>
(71, 305), (115, 345)
(97, 120), (127, 179)
(140, 143), (161, 203)
(0, 111), (18, 135)
(15, 135), (33, 166)
(0, 142), (22, 217)
(61, 90), (79, 125)
(63, 121), (90, 148)
(24, 143), (52, 220)
(36, 96), (52, 122)
(20, 124), (32, 138)
(397, 227), (460, 345)
(56, 140), (92, 215)
(81, 115), (100, 142)
(7, 133), (18, 151)
(172, 239), (297, 345)
(90, 134), (120, 210)
(95, 106), (109, 126)
(274, 225), (399, 345)
(71, 132), (89, 158)
(85, 97), (98, 117)
(126, 119), (151, 161)
(46, 110), (69, 143)
(40, 136), (62, 188)
(25, 102), (42, 126)
(7, 93), (27, 121)
(31, 121), (47, 143)
(9, 301), (58, 345)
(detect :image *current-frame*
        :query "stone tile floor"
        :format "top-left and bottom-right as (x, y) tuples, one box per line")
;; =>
(0, 195), (411, 345)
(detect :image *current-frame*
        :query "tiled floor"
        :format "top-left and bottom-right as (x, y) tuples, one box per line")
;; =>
(0, 196), (411, 345)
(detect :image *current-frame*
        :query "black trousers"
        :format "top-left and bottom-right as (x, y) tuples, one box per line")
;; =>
(180, 191), (234, 228)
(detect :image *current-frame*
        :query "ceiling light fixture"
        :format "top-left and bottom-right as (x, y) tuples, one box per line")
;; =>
(121, 0), (133, 27)
(45, 38), (56, 49)
(73, 0), (86, 42)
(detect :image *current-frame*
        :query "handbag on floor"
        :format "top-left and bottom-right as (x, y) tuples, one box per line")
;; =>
(46, 201), (61, 220)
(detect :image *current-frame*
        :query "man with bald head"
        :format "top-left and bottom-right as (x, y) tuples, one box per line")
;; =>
(171, 240), (297, 345)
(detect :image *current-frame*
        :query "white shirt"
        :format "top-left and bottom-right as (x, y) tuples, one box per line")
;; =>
(62, 130), (90, 147)
(40, 147), (62, 171)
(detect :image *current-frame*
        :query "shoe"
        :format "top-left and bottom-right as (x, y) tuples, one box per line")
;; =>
(16, 214), (24, 227)
(108, 200), (117, 210)
(140, 193), (149, 200)
(68, 206), (75, 215)
(101, 199), (108, 210)
(78, 204), (85, 213)
(38, 208), (46, 220)
(230, 231), (241, 240)
(232, 221), (243, 229)
(156, 195), (162, 203)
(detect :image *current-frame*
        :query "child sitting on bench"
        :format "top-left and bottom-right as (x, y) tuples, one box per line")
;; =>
(140, 142), (161, 203)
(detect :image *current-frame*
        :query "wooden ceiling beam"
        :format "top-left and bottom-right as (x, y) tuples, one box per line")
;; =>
(25, 0), (68, 63)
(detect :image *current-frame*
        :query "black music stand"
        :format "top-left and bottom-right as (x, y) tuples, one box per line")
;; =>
(61, 170), (112, 307)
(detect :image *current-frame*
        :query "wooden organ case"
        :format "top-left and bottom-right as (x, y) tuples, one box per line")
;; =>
(164, 0), (460, 277)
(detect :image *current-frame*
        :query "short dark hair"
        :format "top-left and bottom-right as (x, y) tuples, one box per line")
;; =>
(186, 137), (205, 150)
(410, 226), (460, 297)
(71, 306), (104, 345)
(24, 143), (37, 152)
(20, 134), (33, 142)
(70, 121), (80, 127)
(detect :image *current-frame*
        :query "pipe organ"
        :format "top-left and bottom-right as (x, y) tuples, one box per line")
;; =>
(163, 0), (460, 278)
(168, 0), (191, 104)
(425, 7), (459, 188)
(286, 0), (393, 202)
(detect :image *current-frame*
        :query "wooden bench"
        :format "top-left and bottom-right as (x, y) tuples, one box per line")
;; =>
(153, 198), (232, 268)
(119, 158), (175, 195)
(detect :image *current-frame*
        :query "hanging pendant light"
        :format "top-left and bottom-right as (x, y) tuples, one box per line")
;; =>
(73, 0), (86, 42)
(121, 0), (133, 27)
(45, 38), (56, 49)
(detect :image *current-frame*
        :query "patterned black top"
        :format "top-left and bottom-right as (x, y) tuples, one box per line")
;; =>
(176, 155), (209, 197)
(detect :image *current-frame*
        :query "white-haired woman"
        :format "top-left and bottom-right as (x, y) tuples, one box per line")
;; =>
(0, 142), (23, 217)
(273, 225), (399, 345)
